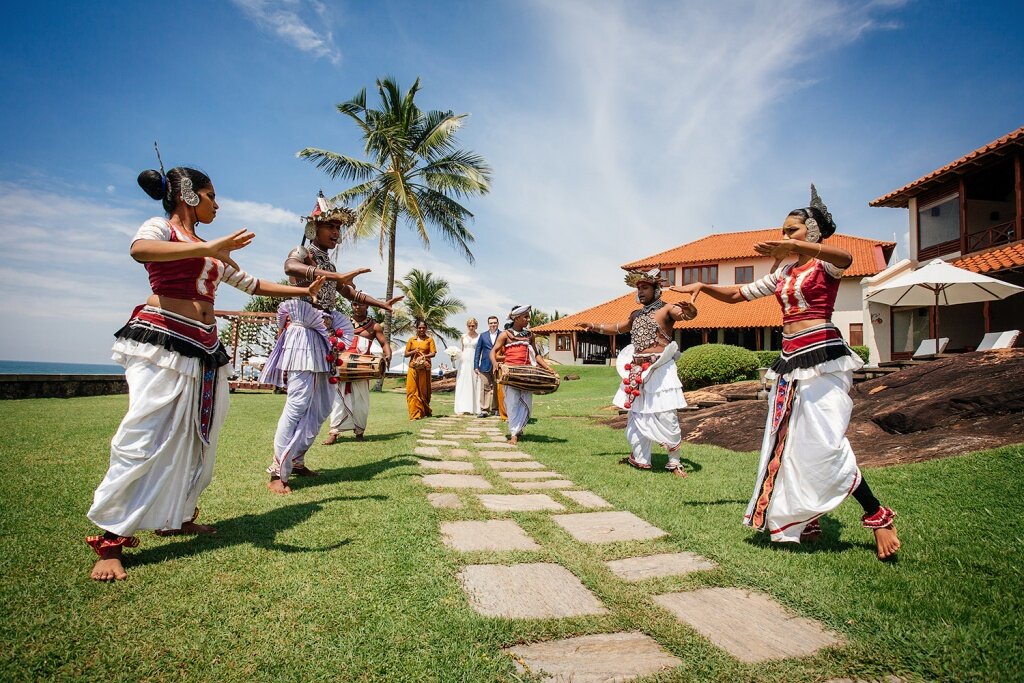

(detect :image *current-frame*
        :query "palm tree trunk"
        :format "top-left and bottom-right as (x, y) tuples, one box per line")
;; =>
(373, 214), (399, 392)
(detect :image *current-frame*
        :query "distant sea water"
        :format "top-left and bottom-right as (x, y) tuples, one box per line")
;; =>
(0, 360), (124, 375)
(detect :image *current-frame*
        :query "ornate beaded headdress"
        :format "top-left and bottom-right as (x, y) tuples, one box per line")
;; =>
(303, 191), (357, 242)
(804, 183), (834, 244)
(623, 268), (665, 288)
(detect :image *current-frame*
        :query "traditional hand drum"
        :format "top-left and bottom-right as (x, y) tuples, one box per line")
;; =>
(496, 363), (560, 395)
(335, 352), (386, 381)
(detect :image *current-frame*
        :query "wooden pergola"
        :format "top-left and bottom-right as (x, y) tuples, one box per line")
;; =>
(214, 310), (279, 391)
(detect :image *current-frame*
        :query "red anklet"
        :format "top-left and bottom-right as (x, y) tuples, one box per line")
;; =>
(86, 534), (140, 557)
(861, 506), (896, 529)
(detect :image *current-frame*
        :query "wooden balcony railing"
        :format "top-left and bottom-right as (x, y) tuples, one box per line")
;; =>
(918, 238), (960, 260)
(965, 220), (1017, 253)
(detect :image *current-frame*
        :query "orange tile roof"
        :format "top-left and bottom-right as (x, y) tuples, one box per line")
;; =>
(621, 229), (894, 277)
(952, 241), (1024, 274)
(532, 290), (782, 334)
(870, 126), (1024, 208)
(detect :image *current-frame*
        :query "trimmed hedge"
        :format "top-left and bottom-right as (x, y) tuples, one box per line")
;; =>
(851, 345), (870, 363)
(754, 350), (780, 367)
(677, 344), (760, 389)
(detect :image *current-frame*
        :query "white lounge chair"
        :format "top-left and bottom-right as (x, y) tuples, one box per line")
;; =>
(912, 337), (949, 359)
(976, 330), (1020, 351)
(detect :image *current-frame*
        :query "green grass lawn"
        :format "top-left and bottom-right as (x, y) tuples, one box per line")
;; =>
(1, 365), (1021, 682)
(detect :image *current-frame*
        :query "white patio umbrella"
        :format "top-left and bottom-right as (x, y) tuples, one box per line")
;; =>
(866, 258), (1024, 345)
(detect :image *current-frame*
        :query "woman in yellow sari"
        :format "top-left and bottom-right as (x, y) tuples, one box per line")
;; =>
(405, 320), (436, 419)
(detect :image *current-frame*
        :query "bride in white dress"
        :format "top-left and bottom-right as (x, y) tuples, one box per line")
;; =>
(453, 319), (482, 415)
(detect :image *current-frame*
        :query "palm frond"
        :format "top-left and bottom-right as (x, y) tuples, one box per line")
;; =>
(297, 148), (379, 182)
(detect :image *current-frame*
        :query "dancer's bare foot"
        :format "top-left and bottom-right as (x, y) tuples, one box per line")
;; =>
(509, 434), (519, 446)
(155, 521), (216, 537)
(292, 466), (318, 477)
(90, 547), (127, 582)
(268, 478), (291, 495)
(322, 433), (339, 445)
(667, 465), (687, 478)
(874, 526), (900, 560)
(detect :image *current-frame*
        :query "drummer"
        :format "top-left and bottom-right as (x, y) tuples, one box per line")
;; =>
(323, 302), (392, 444)
(489, 305), (555, 445)
(578, 269), (696, 476)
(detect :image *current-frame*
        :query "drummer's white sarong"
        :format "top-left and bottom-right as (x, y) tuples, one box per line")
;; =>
(613, 345), (687, 466)
(329, 336), (371, 435)
(88, 345), (229, 536)
(744, 369), (862, 543)
(505, 385), (532, 436)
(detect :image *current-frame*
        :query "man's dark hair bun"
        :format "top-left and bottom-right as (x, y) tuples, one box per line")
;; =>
(138, 170), (166, 201)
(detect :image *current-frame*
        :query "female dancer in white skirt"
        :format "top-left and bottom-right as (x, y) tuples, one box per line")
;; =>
(672, 186), (900, 560)
(87, 161), (325, 581)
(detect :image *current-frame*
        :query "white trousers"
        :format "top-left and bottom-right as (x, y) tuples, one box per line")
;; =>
(504, 385), (533, 435)
(269, 370), (334, 482)
(88, 353), (229, 536)
(626, 410), (682, 466)
(329, 379), (370, 435)
(744, 369), (861, 543)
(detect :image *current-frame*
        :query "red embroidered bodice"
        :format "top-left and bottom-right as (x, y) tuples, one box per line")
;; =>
(740, 258), (844, 324)
(133, 218), (257, 302)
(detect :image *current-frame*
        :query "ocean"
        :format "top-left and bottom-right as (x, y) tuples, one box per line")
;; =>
(0, 360), (124, 375)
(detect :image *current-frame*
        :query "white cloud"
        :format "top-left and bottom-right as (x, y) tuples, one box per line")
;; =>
(230, 0), (341, 64)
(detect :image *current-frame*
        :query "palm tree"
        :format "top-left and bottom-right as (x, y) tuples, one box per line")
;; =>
(297, 76), (491, 356)
(395, 268), (466, 348)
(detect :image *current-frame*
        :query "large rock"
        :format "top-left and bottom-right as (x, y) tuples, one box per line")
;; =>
(602, 349), (1024, 466)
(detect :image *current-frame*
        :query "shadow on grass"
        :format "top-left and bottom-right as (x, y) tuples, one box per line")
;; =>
(289, 455), (417, 491)
(130, 494), (386, 567)
(741, 517), (879, 556)
(322, 431), (409, 444)
(678, 499), (747, 506)
(517, 433), (568, 444)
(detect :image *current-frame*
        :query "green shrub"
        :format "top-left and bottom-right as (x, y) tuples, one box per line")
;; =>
(754, 350), (780, 367)
(851, 345), (870, 363)
(676, 344), (760, 389)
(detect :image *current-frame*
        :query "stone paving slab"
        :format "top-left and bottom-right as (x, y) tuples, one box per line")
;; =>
(552, 511), (667, 543)
(652, 588), (845, 663)
(442, 433), (476, 439)
(465, 426), (501, 432)
(474, 441), (514, 448)
(478, 494), (566, 512)
(458, 563), (608, 618)
(443, 448), (473, 459)
(479, 450), (532, 460)
(418, 439), (460, 447)
(605, 552), (718, 582)
(488, 460), (546, 470)
(511, 480), (576, 490)
(504, 631), (682, 682)
(498, 470), (562, 480)
(414, 446), (441, 457)
(559, 490), (613, 509)
(427, 493), (464, 509)
(421, 474), (494, 489)
(441, 520), (540, 552)
(418, 459), (476, 472)
(419, 429), (436, 434)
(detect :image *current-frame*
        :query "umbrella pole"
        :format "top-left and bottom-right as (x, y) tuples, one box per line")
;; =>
(933, 287), (940, 351)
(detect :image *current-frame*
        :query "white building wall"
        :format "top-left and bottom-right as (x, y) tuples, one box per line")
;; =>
(861, 258), (916, 365)
(832, 280), (866, 346)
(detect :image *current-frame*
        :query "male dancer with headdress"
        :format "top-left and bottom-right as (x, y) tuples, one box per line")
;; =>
(580, 270), (696, 476)
(489, 305), (555, 445)
(260, 195), (401, 494)
(322, 302), (392, 444)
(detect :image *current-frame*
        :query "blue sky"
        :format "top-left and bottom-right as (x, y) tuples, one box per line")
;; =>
(2, 0), (1022, 363)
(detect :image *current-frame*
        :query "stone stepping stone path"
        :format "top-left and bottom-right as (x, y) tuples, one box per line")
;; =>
(441, 520), (540, 552)
(487, 460), (546, 470)
(478, 493), (566, 512)
(497, 470), (562, 480)
(418, 459), (476, 472)
(605, 552), (718, 582)
(510, 479), (576, 490)
(458, 563), (608, 618)
(427, 493), (463, 509)
(553, 511), (668, 543)
(559, 490), (612, 509)
(504, 631), (682, 682)
(479, 450), (532, 460)
(412, 415), (849, 677)
(652, 588), (845, 663)
(421, 473), (493, 490)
